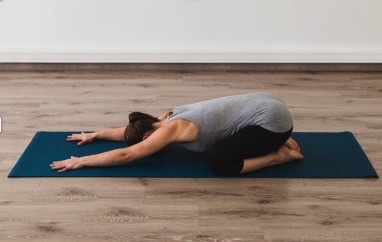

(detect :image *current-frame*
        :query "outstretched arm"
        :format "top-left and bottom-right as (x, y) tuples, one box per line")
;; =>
(67, 127), (126, 145)
(50, 147), (131, 172)
(50, 122), (183, 172)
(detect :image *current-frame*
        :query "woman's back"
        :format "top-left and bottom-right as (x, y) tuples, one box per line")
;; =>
(167, 92), (293, 152)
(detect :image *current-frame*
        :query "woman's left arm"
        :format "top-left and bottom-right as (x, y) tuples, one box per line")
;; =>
(50, 123), (180, 173)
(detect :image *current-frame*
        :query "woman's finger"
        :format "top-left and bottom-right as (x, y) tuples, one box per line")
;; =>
(77, 140), (87, 146)
(67, 135), (78, 141)
(50, 161), (63, 170)
(67, 133), (84, 141)
(58, 167), (68, 173)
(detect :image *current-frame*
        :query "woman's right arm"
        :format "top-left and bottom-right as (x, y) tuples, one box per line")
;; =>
(51, 122), (181, 172)
(67, 127), (126, 145)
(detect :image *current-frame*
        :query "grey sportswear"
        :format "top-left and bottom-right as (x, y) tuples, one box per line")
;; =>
(167, 93), (293, 152)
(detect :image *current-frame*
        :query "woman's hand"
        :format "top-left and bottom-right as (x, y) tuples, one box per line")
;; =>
(67, 132), (96, 146)
(50, 156), (84, 173)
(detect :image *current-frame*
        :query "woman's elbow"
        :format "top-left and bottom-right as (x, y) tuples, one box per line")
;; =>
(115, 149), (132, 165)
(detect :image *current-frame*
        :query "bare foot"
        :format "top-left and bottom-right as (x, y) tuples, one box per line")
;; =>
(274, 145), (304, 165)
(285, 137), (300, 151)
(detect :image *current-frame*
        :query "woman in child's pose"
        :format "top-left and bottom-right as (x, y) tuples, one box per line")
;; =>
(50, 93), (303, 175)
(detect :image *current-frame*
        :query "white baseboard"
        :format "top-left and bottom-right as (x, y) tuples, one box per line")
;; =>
(1, 50), (382, 63)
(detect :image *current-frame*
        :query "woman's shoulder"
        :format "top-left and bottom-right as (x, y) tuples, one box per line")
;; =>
(164, 119), (198, 142)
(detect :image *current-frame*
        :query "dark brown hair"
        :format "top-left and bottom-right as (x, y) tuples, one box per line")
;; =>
(124, 112), (159, 146)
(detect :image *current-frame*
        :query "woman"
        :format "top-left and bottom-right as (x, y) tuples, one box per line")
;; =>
(50, 93), (303, 175)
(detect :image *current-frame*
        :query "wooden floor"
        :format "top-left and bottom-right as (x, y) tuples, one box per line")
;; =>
(0, 70), (381, 241)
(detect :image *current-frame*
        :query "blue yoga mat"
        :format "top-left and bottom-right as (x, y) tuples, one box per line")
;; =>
(8, 131), (378, 178)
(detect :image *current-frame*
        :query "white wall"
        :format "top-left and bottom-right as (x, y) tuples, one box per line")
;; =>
(1, 0), (381, 63)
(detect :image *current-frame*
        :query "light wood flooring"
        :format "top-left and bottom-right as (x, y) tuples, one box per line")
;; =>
(0, 70), (381, 241)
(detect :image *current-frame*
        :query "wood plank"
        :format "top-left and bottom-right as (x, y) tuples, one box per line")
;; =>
(263, 226), (382, 242)
(199, 204), (382, 227)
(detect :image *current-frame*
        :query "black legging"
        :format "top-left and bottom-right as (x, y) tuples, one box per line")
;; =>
(205, 125), (292, 175)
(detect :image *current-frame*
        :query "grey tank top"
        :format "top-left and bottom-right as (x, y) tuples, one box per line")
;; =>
(167, 93), (293, 152)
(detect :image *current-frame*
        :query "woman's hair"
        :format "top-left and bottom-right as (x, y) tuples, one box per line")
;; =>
(124, 112), (159, 146)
